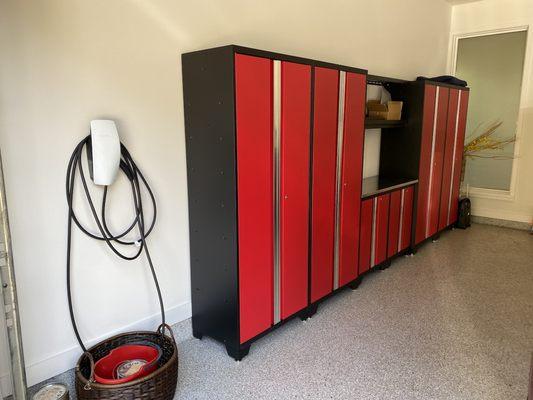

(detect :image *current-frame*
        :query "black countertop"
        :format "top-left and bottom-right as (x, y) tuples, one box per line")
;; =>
(362, 175), (418, 199)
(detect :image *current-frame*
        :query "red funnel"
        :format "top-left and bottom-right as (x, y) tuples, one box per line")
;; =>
(94, 344), (160, 384)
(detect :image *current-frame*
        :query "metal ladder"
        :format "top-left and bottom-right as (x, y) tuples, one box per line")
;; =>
(0, 150), (27, 400)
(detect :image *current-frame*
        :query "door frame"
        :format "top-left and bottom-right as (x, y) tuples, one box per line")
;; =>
(447, 25), (530, 201)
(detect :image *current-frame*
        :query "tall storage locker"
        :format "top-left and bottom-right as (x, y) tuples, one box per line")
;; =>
(183, 45), (367, 360)
(414, 82), (470, 246)
(447, 90), (469, 226)
(310, 70), (365, 300)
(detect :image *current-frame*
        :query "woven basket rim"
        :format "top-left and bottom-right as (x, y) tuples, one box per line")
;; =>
(75, 329), (177, 389)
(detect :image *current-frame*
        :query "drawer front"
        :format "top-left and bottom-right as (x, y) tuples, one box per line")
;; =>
(373, 194), (390, 267)
(399, 186), (414, 252)
(359, 198), (373, 274)
(387, 190), (402, 258)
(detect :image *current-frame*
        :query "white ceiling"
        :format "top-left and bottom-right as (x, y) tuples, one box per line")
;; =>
(445, 0), (484, 4)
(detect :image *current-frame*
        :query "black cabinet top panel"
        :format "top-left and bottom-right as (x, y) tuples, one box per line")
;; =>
(362, 175), (418, 199)
(182, 45), (367, 75)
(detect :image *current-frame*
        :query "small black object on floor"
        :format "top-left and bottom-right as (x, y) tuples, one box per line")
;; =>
(456, 197), (471, 229)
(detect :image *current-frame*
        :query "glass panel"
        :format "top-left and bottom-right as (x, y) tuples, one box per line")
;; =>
(456, 31), (527, 190)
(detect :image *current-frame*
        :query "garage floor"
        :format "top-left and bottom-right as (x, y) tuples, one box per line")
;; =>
(27, 224), (533, 399)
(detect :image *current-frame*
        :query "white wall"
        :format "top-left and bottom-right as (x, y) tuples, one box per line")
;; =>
(450, 0), (533, 223)
(0, 0), (452, 388)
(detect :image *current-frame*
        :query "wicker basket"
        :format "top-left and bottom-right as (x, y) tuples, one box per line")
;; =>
(75, 324), (178, 400)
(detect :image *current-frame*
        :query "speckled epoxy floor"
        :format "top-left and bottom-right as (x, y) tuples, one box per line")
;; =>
(26, 224), (533, 399)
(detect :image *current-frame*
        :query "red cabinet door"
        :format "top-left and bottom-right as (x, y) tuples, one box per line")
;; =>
(399, 186), (414, 252)
(438, 88), (459, 231)
(235, 54), (273, 343)
(387, 190), (402, 258)
(310, 67), (339, 302)
(359, 198), (373, 274)
(373, 194), (390, 267)
(426, 87), (449, 238)
(338, 72), (365, 287)
(280, 61), (311, 319)
(449, 90), (469, 225)
(415, 85), (437, 245)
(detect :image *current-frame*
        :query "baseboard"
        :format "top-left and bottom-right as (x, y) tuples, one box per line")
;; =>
(25, 301), (191, 387)
(472, 215), (531, 231)
(471, 206), (532, 225)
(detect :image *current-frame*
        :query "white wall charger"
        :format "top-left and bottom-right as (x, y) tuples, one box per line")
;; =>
(89, 120), (121, 186)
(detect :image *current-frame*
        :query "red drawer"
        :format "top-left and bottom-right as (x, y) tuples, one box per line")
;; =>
(373, 194), (390, 266)
(387, 190), (402, 258)
(359, 198), (373, 274)
(399, 186), (414, 252)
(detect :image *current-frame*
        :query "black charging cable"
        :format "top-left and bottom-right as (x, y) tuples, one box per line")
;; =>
(66, 135), (164, 353)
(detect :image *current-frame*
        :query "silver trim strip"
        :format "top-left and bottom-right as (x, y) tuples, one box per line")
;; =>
(333, 71), (346, 290)
(426, 86), (440, 238)
(370, 197), (377, 267)
(273, 60), (281, 324)
(398, 189), (405, 252)
(447, 91), (462, 225)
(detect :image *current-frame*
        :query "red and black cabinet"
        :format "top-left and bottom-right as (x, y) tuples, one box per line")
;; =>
(414, 83), (469, 246)
(183, 46), (468, 361)
(311, 69), (365, 301)
(183, 45), (366, 360)
(359, 182), (415, 272)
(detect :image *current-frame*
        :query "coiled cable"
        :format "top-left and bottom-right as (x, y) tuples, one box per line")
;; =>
(66, 135), (164, 352)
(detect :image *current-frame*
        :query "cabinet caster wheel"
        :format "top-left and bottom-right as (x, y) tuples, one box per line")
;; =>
(300, 304), (318, 321)
(379, 261), (391, 270)
(192, 329), (203, 340)
(226, 344), (250, 361)
(348, 278), (362, 290)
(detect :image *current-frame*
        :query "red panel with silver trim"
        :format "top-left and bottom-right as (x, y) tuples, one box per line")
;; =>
(235, 54), (273, 344)
(400, 186), (414, 251)
(426, 87), (449, 238)
(387, 190), (402, 258)
(449, 90), (470, 224)
(438, 88), (459, 231)
(310, 67), (339, 302)
(359, 198), (373, 274)
(338, 72), (365, 287)
(415, 85), (437, 244)
(374, 194), (390, 266)
(280, 61), (311, 319)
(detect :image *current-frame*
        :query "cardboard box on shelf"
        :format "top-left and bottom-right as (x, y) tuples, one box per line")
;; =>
(367, 100), (403, 120)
